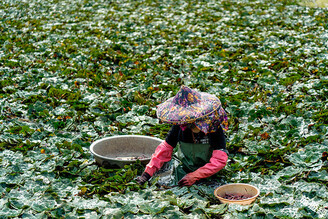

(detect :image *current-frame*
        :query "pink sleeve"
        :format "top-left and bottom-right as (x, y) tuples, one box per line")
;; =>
(189, 150), (228, 180)
(144, 141), (173, 176)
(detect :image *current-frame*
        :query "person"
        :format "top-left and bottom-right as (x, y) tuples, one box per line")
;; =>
(136, 85), (229, 186)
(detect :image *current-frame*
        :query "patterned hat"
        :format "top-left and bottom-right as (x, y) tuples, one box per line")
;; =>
(156, 85), (228, 134)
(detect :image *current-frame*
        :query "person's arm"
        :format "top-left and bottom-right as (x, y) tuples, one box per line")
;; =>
(209, 126), (228, 152)
(136, 125), (180, 184)
(144, 141), (173, 176)
(178, 127), (228, 186)
(178, 150), (228, 186)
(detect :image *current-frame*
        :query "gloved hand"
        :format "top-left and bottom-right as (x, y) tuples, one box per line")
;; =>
(178, 150), (228, 187)
(144, 141), (173, 176)
(178, 173), (197, 186)
(136, 172), (151, 185)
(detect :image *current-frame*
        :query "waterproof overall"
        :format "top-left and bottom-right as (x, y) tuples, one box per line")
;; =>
(170, 141), (213, 185)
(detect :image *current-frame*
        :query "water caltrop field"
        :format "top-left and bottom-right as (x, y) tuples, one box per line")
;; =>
(0, 0), (328, 218)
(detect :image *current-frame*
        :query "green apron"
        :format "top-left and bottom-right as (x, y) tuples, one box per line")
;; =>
(170, 141), (213, 185)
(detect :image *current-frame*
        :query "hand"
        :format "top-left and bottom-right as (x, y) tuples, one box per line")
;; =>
(178, 150), (228, 187)
(136, 172), (151, 185)
(178, 174), (197, 187)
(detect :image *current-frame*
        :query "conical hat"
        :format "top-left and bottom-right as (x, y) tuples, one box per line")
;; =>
(156, 86), (228, 133)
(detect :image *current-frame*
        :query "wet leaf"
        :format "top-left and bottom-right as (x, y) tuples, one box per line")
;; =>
(1, 0), (328, 217)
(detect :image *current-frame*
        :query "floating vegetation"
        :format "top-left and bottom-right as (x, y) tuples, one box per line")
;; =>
(0, 0), (328, 218)
(300, 0), (328, 8)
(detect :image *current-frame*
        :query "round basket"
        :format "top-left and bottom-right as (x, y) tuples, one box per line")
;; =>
(214, 183), (260, 205)
(90, 135), (162, 168)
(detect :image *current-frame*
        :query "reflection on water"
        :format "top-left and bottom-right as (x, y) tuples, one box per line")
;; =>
(300, 0), (328, 7)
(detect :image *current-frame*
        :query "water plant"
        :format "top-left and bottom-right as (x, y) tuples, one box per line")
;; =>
(0, 0), (327, 217)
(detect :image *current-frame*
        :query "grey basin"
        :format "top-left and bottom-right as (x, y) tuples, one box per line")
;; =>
(90, 135), (163, 168)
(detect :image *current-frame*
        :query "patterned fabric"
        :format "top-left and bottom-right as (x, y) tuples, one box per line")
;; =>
(156, 85), (228, 134)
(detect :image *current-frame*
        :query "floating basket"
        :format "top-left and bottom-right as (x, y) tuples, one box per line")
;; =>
(214, 183), (260, 205)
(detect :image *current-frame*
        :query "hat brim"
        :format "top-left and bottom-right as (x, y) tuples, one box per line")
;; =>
(156, 92), (222, 124)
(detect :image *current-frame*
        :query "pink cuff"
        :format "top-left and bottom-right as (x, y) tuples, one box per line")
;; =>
(144, 141), (173, 176)
(189, 150), (228, 180)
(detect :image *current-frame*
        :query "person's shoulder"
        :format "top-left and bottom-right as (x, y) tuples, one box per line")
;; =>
(170, 125), (181, 132)
(165, 125), (181, 147)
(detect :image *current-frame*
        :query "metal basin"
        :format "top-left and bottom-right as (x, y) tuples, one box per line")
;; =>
(90, 135), (163, 168)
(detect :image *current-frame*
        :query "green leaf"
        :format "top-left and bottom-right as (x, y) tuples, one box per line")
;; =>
(31, 197), (57, 212)
(101, 208), (124, 218)
(69, 196), (108, 210)
(1, 0), (328, 217)
(260, 193), (294, 206)
(276, 166), (304, 181)
(0, 206), (21, 217)
(138, 200), (171, 215)
(287, 149), (322, 169)
(308, 170), (328, 181)
(204, 204), (228, 214)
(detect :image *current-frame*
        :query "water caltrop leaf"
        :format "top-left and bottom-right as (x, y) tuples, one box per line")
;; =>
(138, 200), (171, 215)
(204, 204), (228, 214)
(8, 198), (29, 210)
(69, 196), (108, 210)
(101, 208), (124, 218)
(275, 166), (304, 181)
(271, 206), (303, 219)
(31, 198), (57, 212)
(0, 198), (7, 209)
(287, 149), (322, 169)
(260, 193), (294, 206)
(0, 206), (22, 217)
(1, 0), (328, 217)
(308, 170), (328, 181)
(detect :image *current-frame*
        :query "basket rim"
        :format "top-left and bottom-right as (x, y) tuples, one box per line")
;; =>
(89, 135), (163, 161)
(214, 183), (260, 202)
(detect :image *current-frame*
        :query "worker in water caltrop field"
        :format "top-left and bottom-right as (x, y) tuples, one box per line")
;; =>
(136, 85), (229, 187)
